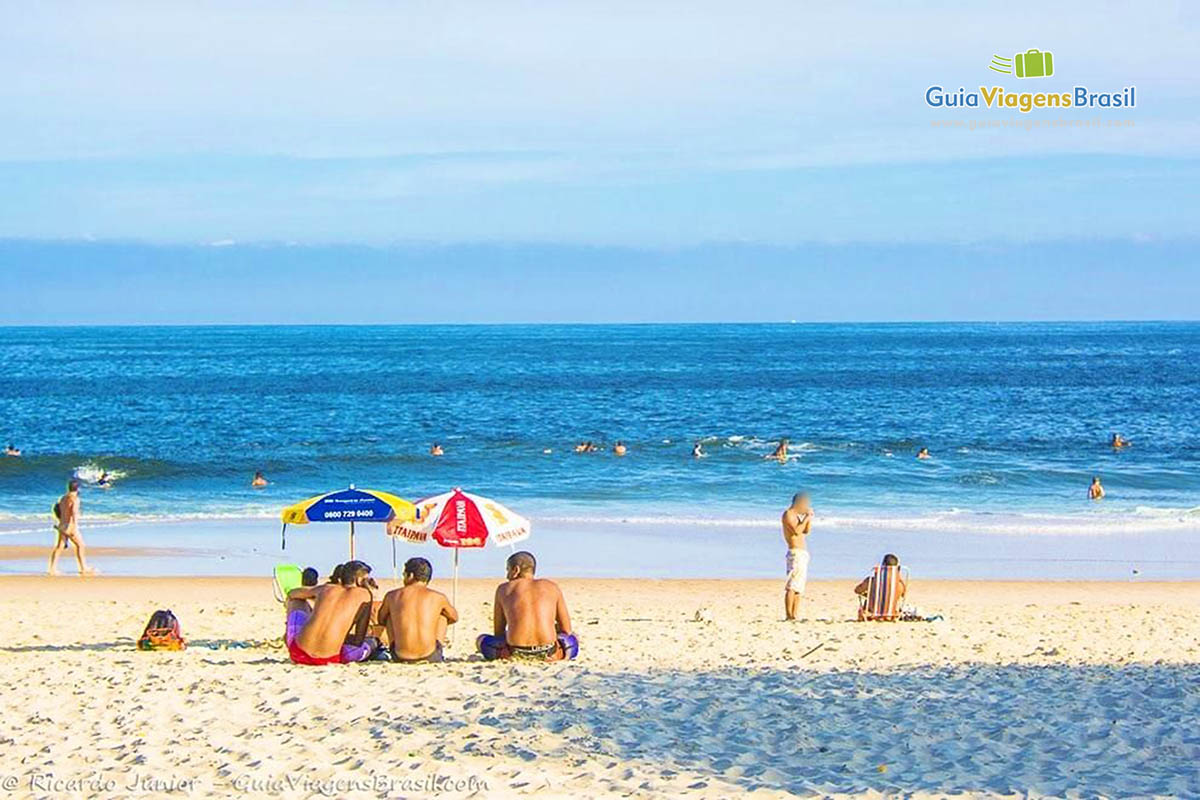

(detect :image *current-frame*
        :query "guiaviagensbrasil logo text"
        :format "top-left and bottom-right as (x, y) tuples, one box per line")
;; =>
(926, 49), (1135, 114)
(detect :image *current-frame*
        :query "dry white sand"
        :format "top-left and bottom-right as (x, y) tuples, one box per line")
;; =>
(1, 576), (1197, 798)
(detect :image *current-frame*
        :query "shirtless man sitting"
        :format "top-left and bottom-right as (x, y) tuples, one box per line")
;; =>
(782, 491), (814, 621)
(477, 551), (578, 661)
(49, 479), (93, 576)
(284, 560), (379, 665)
(377, 557), (458, 663)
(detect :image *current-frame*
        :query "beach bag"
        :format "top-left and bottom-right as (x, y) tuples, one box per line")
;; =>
(137, 609), (187, 651)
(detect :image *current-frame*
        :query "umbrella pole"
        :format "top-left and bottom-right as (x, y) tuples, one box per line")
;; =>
(450, 548), (460, 646)
(349, 521), (355, 560)
(392, 537), (398, 583)
(453, 548), (460, 609)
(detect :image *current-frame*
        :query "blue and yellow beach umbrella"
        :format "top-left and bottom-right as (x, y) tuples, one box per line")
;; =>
(281, 485), (416, 559)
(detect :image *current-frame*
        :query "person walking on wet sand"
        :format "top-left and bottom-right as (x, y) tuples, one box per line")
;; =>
(782, 492), (813, 620)
(49, 479), (93, 575)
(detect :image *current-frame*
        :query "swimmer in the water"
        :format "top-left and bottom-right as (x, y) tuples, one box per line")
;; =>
(692, 441), (704, 458)
(573, 442), (587, 454)
(430, 444), (444, 457)
(769, 439), (789, 462)
(585, 441), (599, 453)
(613, 441), (627, 456)
(4, 443), (20, 457)
(96, 470), (112, 488)
(251, 471), (268, 487)
(1110, 433), (1130, 448)
(1088, 476), (1105, 500)
(917, 447), (931, 460)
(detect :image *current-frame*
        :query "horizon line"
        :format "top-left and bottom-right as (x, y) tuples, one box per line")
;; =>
(2, 320), (1197, 329)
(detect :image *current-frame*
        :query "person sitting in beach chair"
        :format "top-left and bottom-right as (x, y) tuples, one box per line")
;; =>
(477, 551), (578, 662)
(377, 557), (458, 663)
(284, 560), (380, 665)
(855, 554), (908, 622)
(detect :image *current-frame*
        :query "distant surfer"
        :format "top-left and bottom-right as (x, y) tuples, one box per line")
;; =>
(1089, 476), (1105, 500)
(430, 444), (444, 457)
(692, 441), (705, 458)
(1110, 433), (1130, 449)
(251, 471), (268, 488)
(917, 447), (931, 460)
(96, 470), (112, 488)
(4, 443), (19, 457)
(769, 439), (789, 462)
(49, 479), (93, 576)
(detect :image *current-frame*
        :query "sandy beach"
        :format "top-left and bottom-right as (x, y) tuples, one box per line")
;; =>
(1, 576), (1197, 798)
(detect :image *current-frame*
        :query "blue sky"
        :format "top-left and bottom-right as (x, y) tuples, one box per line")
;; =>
(1, 1), (1198, 322)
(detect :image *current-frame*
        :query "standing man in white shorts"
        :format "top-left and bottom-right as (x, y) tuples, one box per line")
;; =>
(782, 492), (813, 620)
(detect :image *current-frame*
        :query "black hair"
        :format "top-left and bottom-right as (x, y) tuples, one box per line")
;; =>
(507, 551), (536, 575)
(301, 567), (319, 586)
(340, 560), (372, 586)
(882, 553), (899, 567)
(329, 563), (345, 584)
(404, 557), (433, 583)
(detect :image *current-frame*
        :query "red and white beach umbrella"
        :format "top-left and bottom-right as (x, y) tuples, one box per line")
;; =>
(387, 488), (531, 606)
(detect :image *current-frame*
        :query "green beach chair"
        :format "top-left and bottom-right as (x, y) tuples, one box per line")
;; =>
(272, 564), (303, 604)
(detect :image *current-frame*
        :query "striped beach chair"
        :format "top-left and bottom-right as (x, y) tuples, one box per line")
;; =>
(858, 564), (908, 621)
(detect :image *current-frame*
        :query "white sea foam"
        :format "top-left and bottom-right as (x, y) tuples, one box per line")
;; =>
(73, 463), (128, 486)
(2, 505), (1199, 539)
(534, 507), (1200, 537)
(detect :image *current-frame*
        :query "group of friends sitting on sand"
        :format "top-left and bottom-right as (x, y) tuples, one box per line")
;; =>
(284, 550), (578, 666)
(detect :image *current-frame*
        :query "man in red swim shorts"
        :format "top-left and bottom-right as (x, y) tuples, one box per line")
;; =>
(285, 560), (378, 665)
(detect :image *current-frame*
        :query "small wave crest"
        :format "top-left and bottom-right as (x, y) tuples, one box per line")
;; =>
(73, 462), (128, 486)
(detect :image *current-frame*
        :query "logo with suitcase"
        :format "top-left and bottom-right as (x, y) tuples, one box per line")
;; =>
(989, 49), (1054, 78)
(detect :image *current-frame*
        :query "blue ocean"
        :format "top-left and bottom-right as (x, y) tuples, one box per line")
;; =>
(2, 323), (1199, 578)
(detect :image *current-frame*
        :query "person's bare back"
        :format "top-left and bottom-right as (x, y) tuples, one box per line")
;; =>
(294, 583), (372, 659)
(378, 558), (458, 662)
(477, 551), (578, 661)
(494, 577), (569, 647)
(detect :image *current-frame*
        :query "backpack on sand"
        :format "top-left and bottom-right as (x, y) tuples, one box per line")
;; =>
(137, 609), (187, 651)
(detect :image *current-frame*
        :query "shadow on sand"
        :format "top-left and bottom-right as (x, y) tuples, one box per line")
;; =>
(387, 662), (1199, 796)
